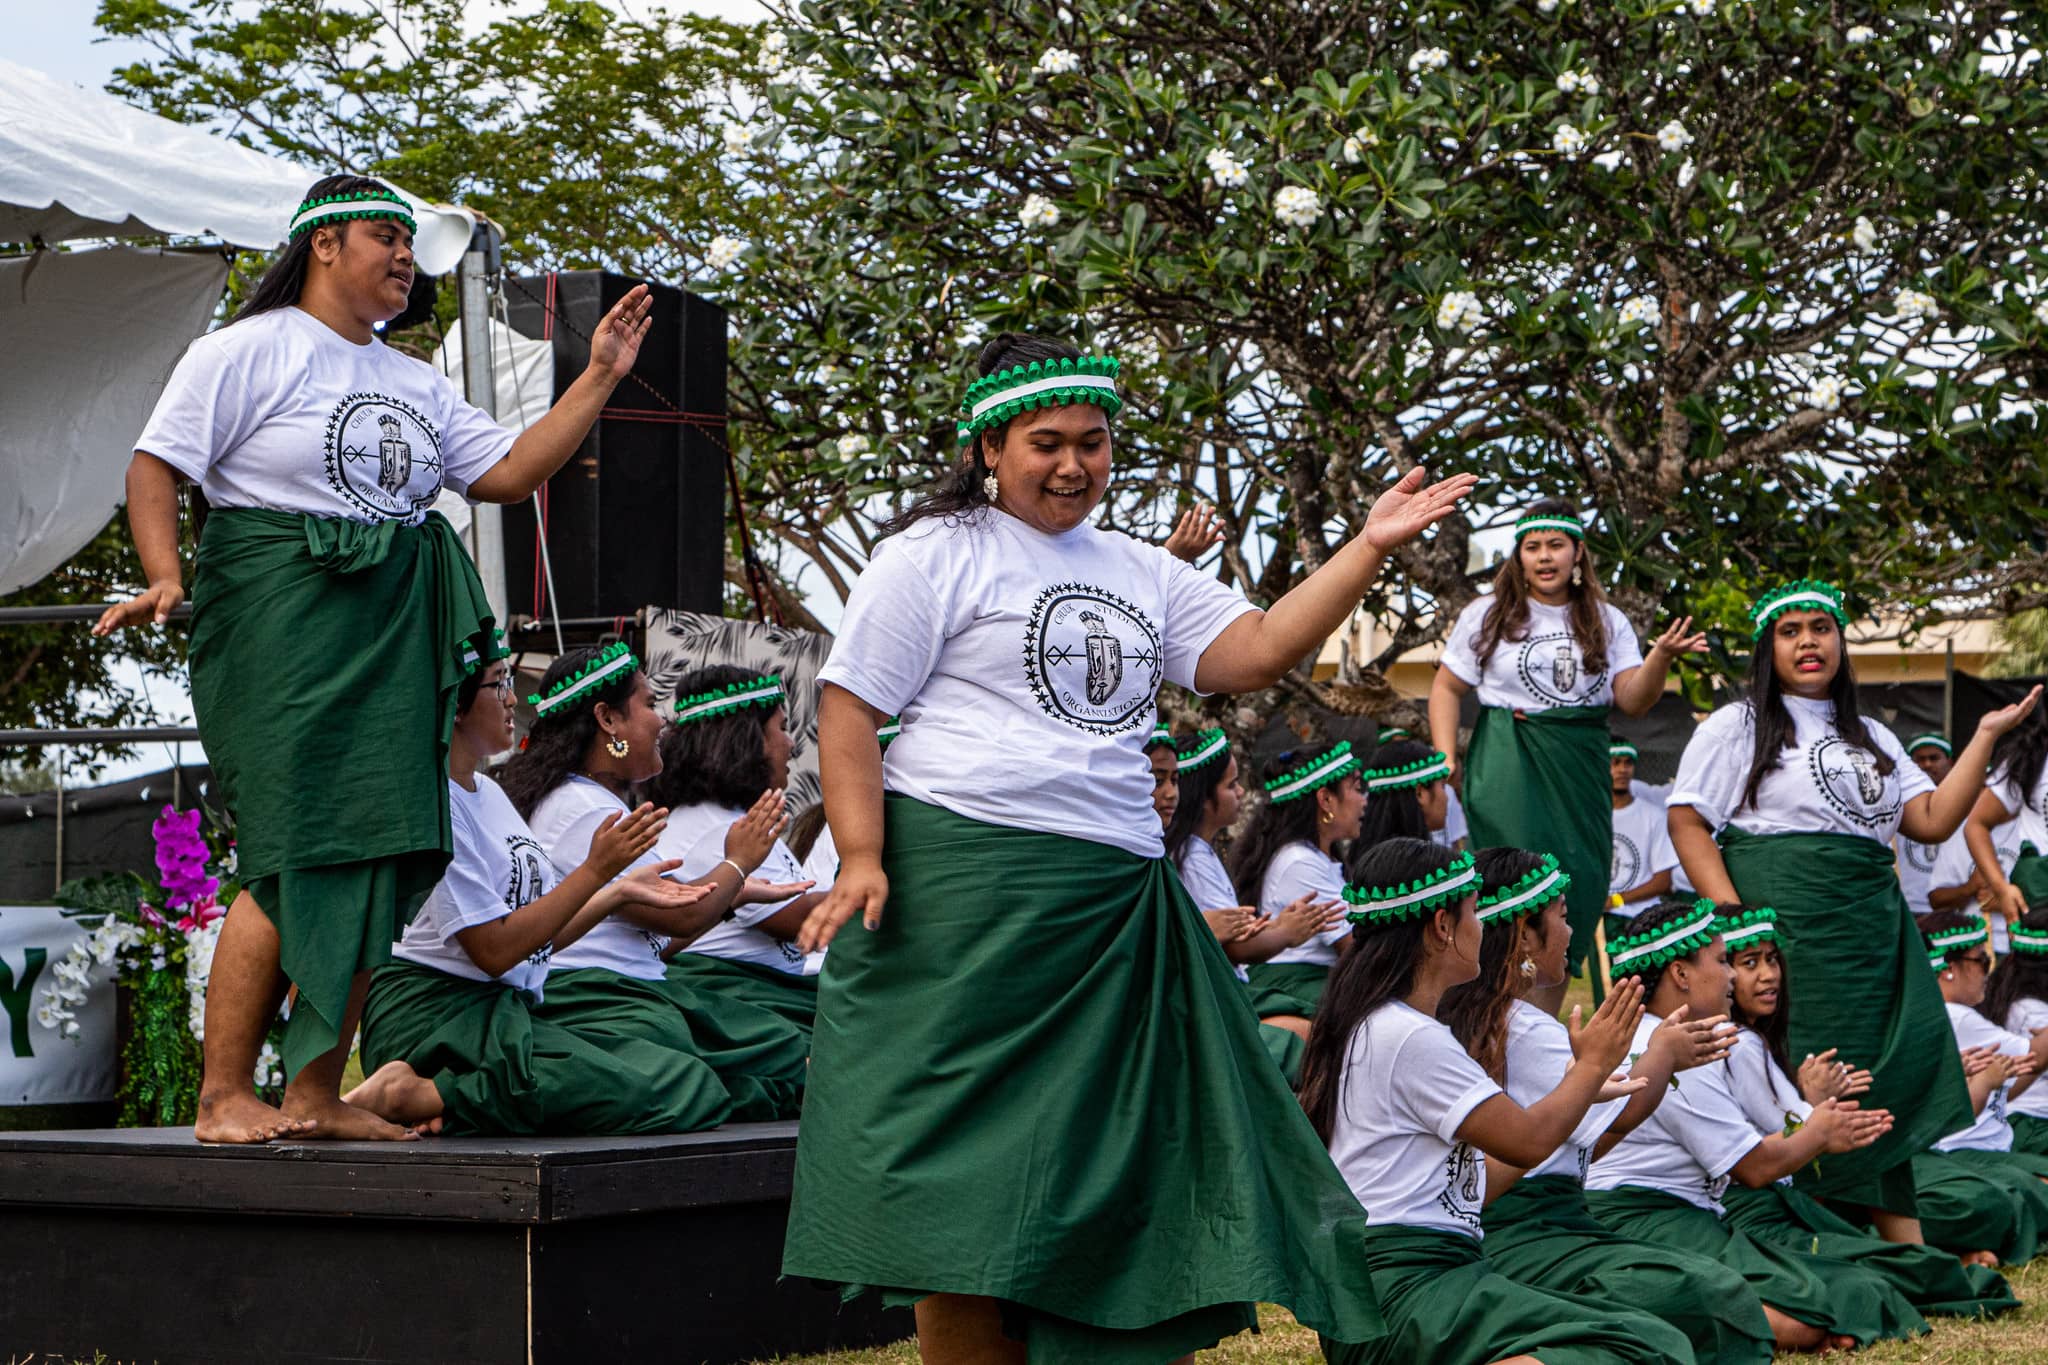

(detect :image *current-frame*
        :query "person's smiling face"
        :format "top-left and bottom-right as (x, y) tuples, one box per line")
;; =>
(983, 403), (1112, 535)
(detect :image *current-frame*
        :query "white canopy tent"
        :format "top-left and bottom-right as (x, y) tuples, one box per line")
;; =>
(0, 58), (478, 595)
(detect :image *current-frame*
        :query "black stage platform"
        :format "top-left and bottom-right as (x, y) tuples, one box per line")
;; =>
(0, 1121), (913, 1365)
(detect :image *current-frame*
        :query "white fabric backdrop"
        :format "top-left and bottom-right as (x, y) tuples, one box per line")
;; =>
(0, 905), (116, 1106)
(427, 318), (557, 538)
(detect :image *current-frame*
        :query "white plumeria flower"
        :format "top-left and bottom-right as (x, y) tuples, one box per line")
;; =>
(1018, 193), (1061, 229)
(1557, 70), (1599, 95)
(1274, 185), (1322, 228)
(1657, 119), (1695, 152)
(1554, 123), (1589, 158)
(1845, 25), (1875, 45)
(1851, 216), (1878, 251)
(1341, 130), (1378, 163)
(2033, 297), (2048, 326)
(61, 1020), (80, 1039)
(1618, 296), (1660, 328)
(1408, 47), (1450, 76)
(1805, 376), (1845, 412)
(721, 121), (751, 155)
(1204, 147), (1251, 189)
(838, 433), (873, 457)
(1537, 0), (1560, 12)
(1684, 0), (1715, 14)
(1436, 290), (1485, 334)
(1894, 288), (1939, 321)
(1034, 47), (1081, 77)
(705, 236), (747, 271)
(1124, 334), (1163, 367)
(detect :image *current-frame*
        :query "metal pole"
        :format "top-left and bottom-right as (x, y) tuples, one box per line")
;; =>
(1944, 637), (1956, 738)
(457, 230), (509, 632)
(53, 744), (65, 894)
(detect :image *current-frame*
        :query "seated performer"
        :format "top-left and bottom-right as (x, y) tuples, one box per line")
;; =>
(1980, 905), (2048, 1154)
(350, 631), (734, 1135)
(1300, 837), (1697, 1365)
(1355, 740), (1454, 846)
(1608, 740), (1678, 928)
(1229, 741), (1366, 1017)
(1146, 721), (1181, 828)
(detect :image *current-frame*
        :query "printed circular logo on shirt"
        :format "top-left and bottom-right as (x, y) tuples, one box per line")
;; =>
(1806, 737), (1901, 829)
(324, 392), (446, 521)
(1514, 632), (1607, 707)
(1611, 832), (1643, 893)
(1023, 582), (1164, 735)
(1901, 839), (1938, 874)
(502, 834), (550, 912)
(1437, 1142), (1485, 1231)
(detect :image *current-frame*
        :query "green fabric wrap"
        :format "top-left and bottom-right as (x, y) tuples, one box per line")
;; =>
(189, 508), (491, 1080)
(1583, 1186), (1919, 1345)
(2011, 846), (2048, 909)
(358, 960), (732, 1135)
(1720, 1183), (2017, 1319)
(784, 797), (1384, 1363)
(663, 955), (819, 1039)
(535, 968), (808, 1122)
(1462, 706), (1612, 993)
(2011, 1113), (2048, 1156)
(1317, 1224), (1694, 1365)
(1719, 827), (1973, 1207)
(1910, 1148), (2048, 1265)
(1481, 1175), (1775, 1365)
(1243, 962), (1331, 1017)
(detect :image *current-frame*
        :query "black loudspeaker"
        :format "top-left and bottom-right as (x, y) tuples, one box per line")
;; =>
(501, 271), (726, 628)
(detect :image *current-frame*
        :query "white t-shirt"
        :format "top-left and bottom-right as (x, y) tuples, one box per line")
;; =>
(817, 512), (1255, 859)
(1585, 1013), (1762, 1213)
(2006, 998), (2048, 1121)
(1937, 1001), (2028, 1153)
(657, 802), (809, 974)
(1610, 792), (1679, 911)
(1433, 787), (1469, 849)
(801, 822), (840, 889)
(1259, 841), (1349, 967)
(1668, 700), (1935, 844)
(1994, 762), (2048, 826)
(1439, 596), (1645, 711)
(526, 777), (670, 978)
(136, 306), (514, 525)
(1327, 1001), (1501, 1238)
(1897, 835), (1942, 917)
(1177, 834), (1251, 983)
(393, 775), (557, 997)
(1722, 1029), (1811, 1182)
(1928, 810), (2044, 951)
(1503, 999), (1627, 1182)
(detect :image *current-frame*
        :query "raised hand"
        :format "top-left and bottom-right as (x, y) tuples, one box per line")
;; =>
(1201, 906), (1261, 944)
(619, 861), (712, 908)
(1598, 1071), (1651, 1102)
(1960, 1045), (2003, 1078)
(722, 788), (790, 873)
(1976, 685), (2044, 742)
(1650, 1006), (1735, 1073)
(1808, 1098), (1893, 1153)
(800, 861), (887, 952)
(588, 283), (655, 383)
(738, 876), (815, 906)
(1649, 615), (1709, 660)
(587, 802), (667, 879)
(1163, 503), (1224, 563)
(1569, 976), (1645, 1074)
(1363, 466), (1481, 553)
(1276, 894), (1347, 946)
(91, 581), (184, 636)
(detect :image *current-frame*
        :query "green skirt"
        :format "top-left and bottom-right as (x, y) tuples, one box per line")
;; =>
(1318, 1224), (1693, 1365)
(1243, 962), (1330, 1017)
(784, 797), (1384, 1364)
(1911, 1148), (2048, 1265)
(1720, 1182), (2017, 1318)
(1482, 1176), (1774, 1365)
(1720, 827), (1972, 1210)
(1583, 1186), (1923, 1344)
(358, 960), (731, 1135)
(190, 508), (491, 1081)
(664, 953), (818, 1039)
(1463, 706), (1612, 993)
(2013, 1113), (2048, 1156)
(535, 968), (807, 1122)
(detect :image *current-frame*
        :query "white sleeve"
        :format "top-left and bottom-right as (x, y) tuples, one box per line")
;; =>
(815, 538), (948, 716)
(1668, 706), (1749, 830)
(1397, 1025), (1504, 1143)
(2009, 998), (2048, 1034)
(1930, 827), (1980, 891)
(434, 371), (519, 492)
(1990, 765), (2028, 819)
(1664, 1069), (1767, 1179)
(431, 800), (514, 936)
(1438, 597), (1488, 688)
(1176, 841), (1243, 911)
(133, 335), (262, 484)
(1951, 1007), (2033, 1059)
(1605, 604), (1646, 676)
(1157, 549), (1258, 694)
(540, 798), (664, 877)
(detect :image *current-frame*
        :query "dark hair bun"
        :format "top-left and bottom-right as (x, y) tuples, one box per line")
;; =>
(977, 331), (1082, 377)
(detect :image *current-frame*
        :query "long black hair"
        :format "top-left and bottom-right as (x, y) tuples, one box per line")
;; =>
(229, 174), (401, 325)
(643, 665), (778, 811)
(1355, 739), (1438, 846)
(1299, 838), (1463, 1144)
(1989, 704), (2048, 818)
(1439, 847), (1547, 1083)
(1474, 496), (1612, 675)
(1615, 897), (1720, 997)
(1982, 906), (2048, 1028)
(1164, 740), (1236, 865)
(1723, 907), (1796, 1095)
(497, 646), (641, 819)
(1227, 743), (1345, 905)
(876, 333), (1085, 537)
(1739, 614), (1891, 815)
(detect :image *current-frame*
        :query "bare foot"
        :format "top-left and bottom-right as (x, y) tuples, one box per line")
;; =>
(194, 1089), (318, 1144)
(281, 1089), (420, 1141)
(343, 1060), (446, 1133)
(1960, 1249), (2000, 1268)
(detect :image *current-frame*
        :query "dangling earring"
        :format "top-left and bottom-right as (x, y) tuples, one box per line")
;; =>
(1518, 957), (1537, 980)
(983, 471), (1000, 501)
(1570, 563), (1584, 587)
(606, 733), (630, 759)
(1320, 809), (1334, 825)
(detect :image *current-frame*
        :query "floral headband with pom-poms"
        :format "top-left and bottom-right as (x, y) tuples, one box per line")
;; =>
(959, 355), (1122, 446)
(1716, 906), (1778, 952)
(527, 641), (638, 717)
(1262, 741), (1361, 804)
(1361, 749), (1452, 795)
(673, 674), (785, 726)
(1176, 727), (1230, 774)
(1749, 579), (1849, 640)
(458, 627), (509, 676)
(1609, 898), (1720, 973)
(1476, 854), (1572, 925)
(1924, 916), (1990, 972)
(1343, 850), (1479, 933)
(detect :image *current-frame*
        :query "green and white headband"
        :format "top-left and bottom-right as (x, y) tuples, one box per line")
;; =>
(1176, 727), (1230, 774)
(1362, 750), (1452, 794)
(459, 627), (508, 676)
(674, 674), (785, 725)
(1263, 742), (1361, 804)
(1344, 850), (1479, 931)
(1514, 511), (1584, 541)
(1477, 854), (1571, 924)
(878, 716), (903, 747)
(2008, 925), (2048, 957)
(289, 185), (416, 240)
(1610, 740), (1639, 760)
(1148, 721), (1176, 751)
(1717, 906), (1778, 951)
(1376, 726), (1412, 742)
(528, 641), (638, 717)
(1905, 733), (1952, 757)
(1610, 898), (1719, 972)
(959, 355), (1122, 445)
(1750, 579), (1848, 640)
(1925, 917), (1989, 970)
